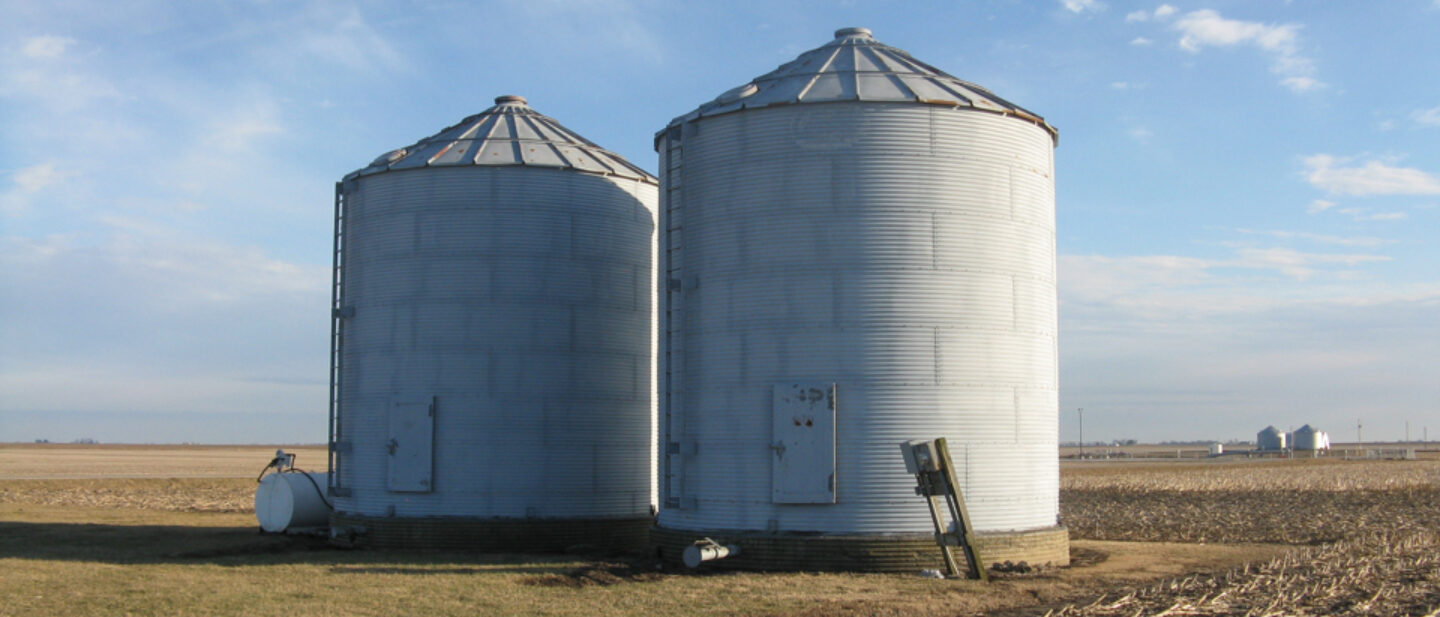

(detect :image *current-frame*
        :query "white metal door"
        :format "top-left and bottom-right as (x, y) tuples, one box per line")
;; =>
(771, 382), (836, 504)
(387, 394), (435, 493)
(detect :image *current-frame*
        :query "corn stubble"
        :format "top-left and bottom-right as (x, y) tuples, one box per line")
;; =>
(0, 478), (252, 512)
(1055, 459), (1440, 616)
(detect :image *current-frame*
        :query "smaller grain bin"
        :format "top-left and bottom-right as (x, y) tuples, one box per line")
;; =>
(1257, 426), (1287, 451)
(326, 96), (658, 551)
(1292, 425), (1330, 451)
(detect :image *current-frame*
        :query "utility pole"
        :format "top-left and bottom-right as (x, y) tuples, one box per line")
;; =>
(1357, 419), (1363, 448)
(1078, 408), (1084, 459)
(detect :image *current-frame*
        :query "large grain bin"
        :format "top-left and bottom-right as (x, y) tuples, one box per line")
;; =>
(327, 95), (658, 551)
(653, 29), (1066, 570)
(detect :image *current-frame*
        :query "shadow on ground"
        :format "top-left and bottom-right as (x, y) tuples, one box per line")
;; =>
(0, 520), (617, 571)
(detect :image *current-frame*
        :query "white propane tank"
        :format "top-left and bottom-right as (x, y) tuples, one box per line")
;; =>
(255, 472), (331, 533)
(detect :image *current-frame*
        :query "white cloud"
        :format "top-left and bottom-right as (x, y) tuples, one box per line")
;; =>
(1, 163), (79, 217)
(1128, 126), (1154, 143)
(1307, 199), (1337, 214)
(1130, 37), (1154, 46)
(0, 228), (329, 415)
(294, 7), (404, 72)
(1062, 0), (1105, 13)
(1280, 76), (1322, 93)
(1304, 154), (1440, 196)
(1413, 106), (1440, 127)
(1234, 228), (1392, 248)
(20, 35), (76, 59)
(1338, 208), (1409, 222)
(1059, 252), (1439, 441)
(1365, 211), (1409, 221)
(11, 163), (74, 192)
(1125, 5), (1177, 22)
(510, 0), (663, 60)
(1230, 247), (1390, 281)
(1171, 9), (1323, 92)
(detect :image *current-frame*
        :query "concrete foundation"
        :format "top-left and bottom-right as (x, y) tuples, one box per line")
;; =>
(331, 513), (652, 553)
(651, 525), (1070, 572)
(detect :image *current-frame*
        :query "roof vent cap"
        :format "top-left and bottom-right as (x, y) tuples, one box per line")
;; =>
(494, 95), (528, 106)
(834, 27), (873, 39)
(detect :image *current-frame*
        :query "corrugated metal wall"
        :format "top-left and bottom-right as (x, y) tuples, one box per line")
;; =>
(658, 103), (1058, 534)
(333, 165), (657, 519)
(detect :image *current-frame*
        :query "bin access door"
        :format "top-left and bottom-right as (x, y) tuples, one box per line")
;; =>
(771, 382), (836, 504)
(386, 394), (435, 493)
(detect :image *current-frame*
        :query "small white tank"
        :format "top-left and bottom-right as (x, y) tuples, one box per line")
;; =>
(255, 472), (331, 533)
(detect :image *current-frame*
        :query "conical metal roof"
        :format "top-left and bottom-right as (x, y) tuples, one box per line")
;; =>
(665, 28), (1057, 141)
(349, 95), (655, 182)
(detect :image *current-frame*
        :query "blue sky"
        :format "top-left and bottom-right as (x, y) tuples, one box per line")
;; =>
(2, 1), (1437, 444)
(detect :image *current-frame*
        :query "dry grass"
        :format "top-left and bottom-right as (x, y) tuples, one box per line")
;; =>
(4, 445), (1438, 616)
(0, 499), (1283, 617)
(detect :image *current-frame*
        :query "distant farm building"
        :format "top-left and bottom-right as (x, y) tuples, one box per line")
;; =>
(1257, 426), (1287, 451)
(1292, 425), (1331, 451)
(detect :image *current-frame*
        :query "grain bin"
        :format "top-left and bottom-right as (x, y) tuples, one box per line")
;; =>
(327, 96), (658, 551)
(1257, 426), (1287, 451)
(653, 28), (1066, 571)
(1292, 425), (1330, 451)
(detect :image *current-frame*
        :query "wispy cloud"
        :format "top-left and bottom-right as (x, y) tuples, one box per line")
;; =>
(1229, 247), (1390, 280)
(1125, 4), (1177, 23)
(1307, 199), (1337, 214)
(1234, 228), (1393, 247)
(509, 0), (664, 60)
(1170, 9), (1323, 92)
(0, 228), (328, 414)
(1304, 154), (1440, 196)
(1413, 106), (1440, 128)
(1062, 0), (1105, 14)
(292, 6), (404, 72)
(1339, 208), (1409, 222)
(1, 163), (79, 217)
(1280, 76), (1322, 93)
(20, 35), (76, 59)
(1130, 37), (1154, 46)
(1060, 252), (1439, 440)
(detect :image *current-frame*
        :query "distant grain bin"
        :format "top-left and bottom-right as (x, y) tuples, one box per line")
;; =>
(1292, 425), (1330, 451)
(326, 96), (658, 551)
(1257, 426), (1288, 451)
(653, 28), (1066, 571)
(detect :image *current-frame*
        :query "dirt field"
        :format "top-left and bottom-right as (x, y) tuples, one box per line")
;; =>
(2, 444), (1437, 616)
(0, 443), (327, 479)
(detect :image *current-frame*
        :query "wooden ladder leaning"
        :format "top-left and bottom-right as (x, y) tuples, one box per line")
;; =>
(901, 437), (988, 581)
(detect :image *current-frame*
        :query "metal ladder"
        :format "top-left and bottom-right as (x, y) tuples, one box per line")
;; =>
(327, 181), (349, 496)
